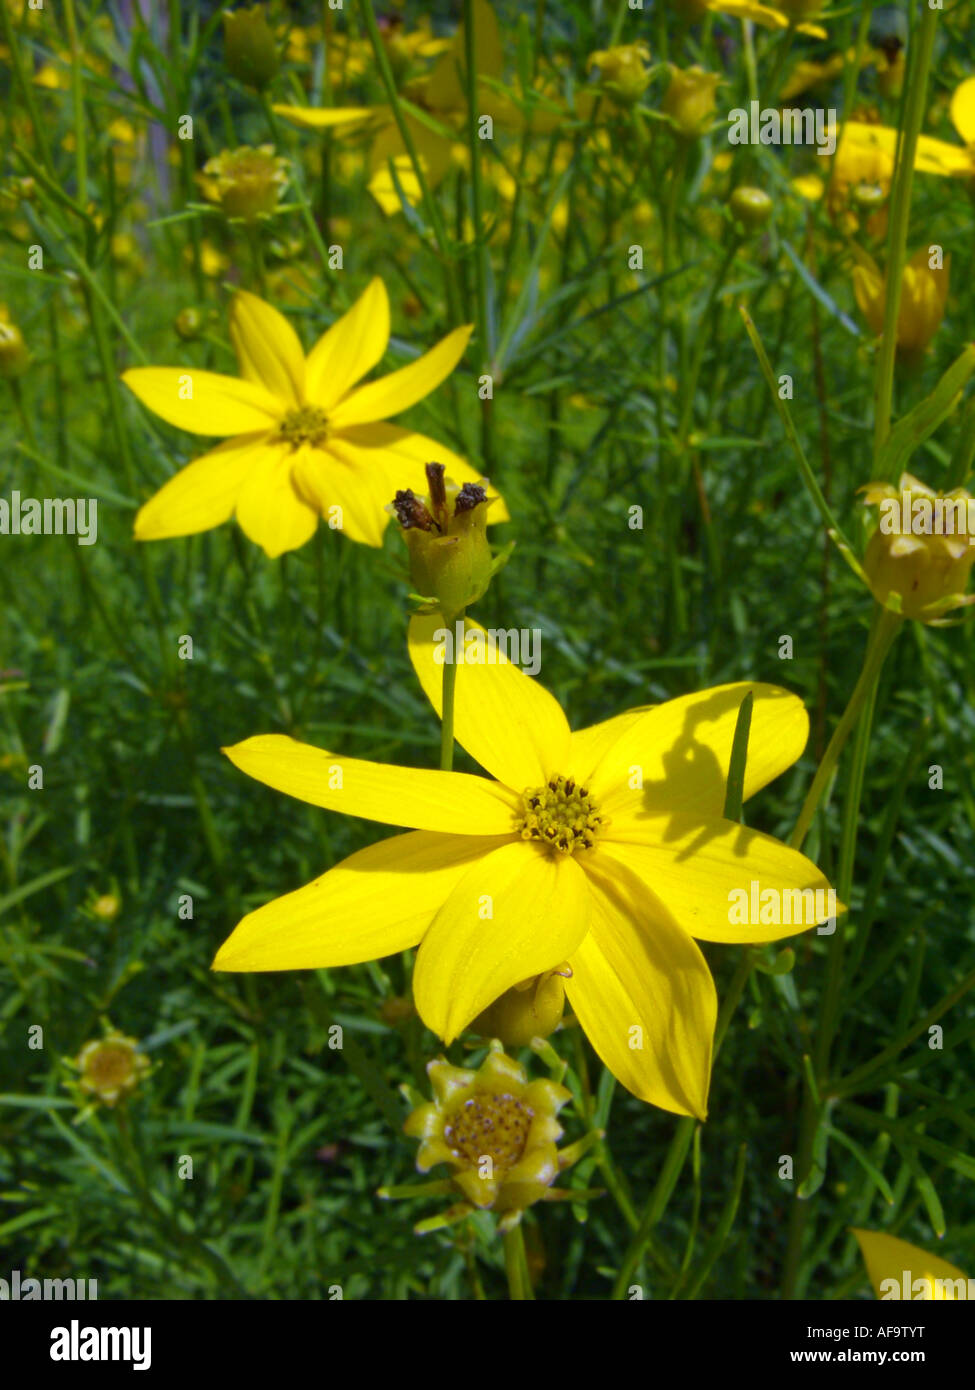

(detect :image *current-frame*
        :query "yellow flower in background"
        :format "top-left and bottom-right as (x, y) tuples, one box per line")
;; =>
(701, 1), (827, 39)
(662, 66), (720, 139)
(0, 303), (29, 379)
(402, 1042), (580, 1228)
(827, 129), (892, 235)
(860, 473), (975, 623)
(213, 618), (837, 1117)
(275, 0), (564, 216)
(851, 245), (949, 361)
(122, 280), (502, 558)
(853, 1229), (972, 1300)
(197, 145), (289, 221)
(842, 76), (975, 180)
(75, 1031), (150, 1107)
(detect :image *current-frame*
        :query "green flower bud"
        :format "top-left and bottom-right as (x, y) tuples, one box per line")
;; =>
(391, 463), (494, 623)
(0, 312), (30, 379)
(223, 5), (280, 91)
(729, 186), (773, 232)
(174, 307), (205, 341)
(472, 965), (569, 1048)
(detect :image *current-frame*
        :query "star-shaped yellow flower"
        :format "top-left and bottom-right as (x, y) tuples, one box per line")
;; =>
(213, 618), (838, 1119)
(841, 76), (975, 179)
(122, 280), (504, 557)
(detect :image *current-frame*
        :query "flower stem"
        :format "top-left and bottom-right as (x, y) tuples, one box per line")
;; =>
(502, 1222), (535, 1300)
(789, 607), (902, 852)
(873, 2), (938, 460)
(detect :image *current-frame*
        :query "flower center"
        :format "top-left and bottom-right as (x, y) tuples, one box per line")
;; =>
(445, 1093), (533, 1171)
(517, 775), (603, 854)
(88, 1045), (135, 1088)
(278, 405), (329, 448)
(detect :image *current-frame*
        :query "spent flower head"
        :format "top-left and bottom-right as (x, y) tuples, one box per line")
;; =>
(390, 462), (496, 622)
(73, 1031), (150, 1108)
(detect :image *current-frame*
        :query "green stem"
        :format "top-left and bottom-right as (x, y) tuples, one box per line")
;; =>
(502, 1222), (535, 1300)
(790, 607), (902, 851)
(63, 0), (88, 207)
(462, 0), (494, 474)
(440, 624), (461, 772)
(873, 3), (938, 459)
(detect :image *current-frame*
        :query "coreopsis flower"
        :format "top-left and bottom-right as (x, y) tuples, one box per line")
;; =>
(662, 66), (720, 139)
(853, 1229), (972, 1300)
(75, 1031), (150, 1107)
(859, 473), (975, 623)
(198, 145), (288, 221)
(851, 245), (949, 363)
(586, 43), (651, 107)
(0, 305), (29, 378)
(841, 77), (975, 180)
(213, 620), (837, 1117)
(827, 128), (892, 236)
(390, 463), (496, 622)
(223, 5), (280, 90)
(399, 1041), (586, 1230)
(122, 281), (504, 558)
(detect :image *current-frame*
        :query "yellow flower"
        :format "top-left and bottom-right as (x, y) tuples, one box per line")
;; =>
(198, 145), (288, 221)
(586, 43), (651, 106)
(75, 1032), (150, 1107)
(662, 66), (720, 139)
(851, 245), (949, 361)
(91, 893), (121, 923)
(860, 472), (975, 622)
(853, 1229), (972, 1300)
(701, 1), (827, 40)
(275, 0), (564, 217)
(402, 1042), (580, 1228)
(122, 281), (503, 558)
(841, 76), (975, 180)
(213, 620), (837, 1117)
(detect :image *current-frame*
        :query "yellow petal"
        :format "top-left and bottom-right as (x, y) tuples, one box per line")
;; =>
(305, 278), (390, 412)
(224, 733), (519, 834)
(585, 682), (808, 819)
(367, 116), (454, 214)
(212, 830), (497, 971)
(597, 820), (839, 943)
(229, 290), (305, 407)
(408, 613), (571, 788)
(272, 103), (379, 130)
(122, 367), (282, 436)
(334, 423), (509, 521)
(234, 444), (319, 557)
(134, 433), (266, 541)
(327, 324), (473, 429)
(291, 442), (393, 547)
(852, 1229), (970, 1300)
(412, 840), (590, 1042)
(841, 122), (974, 177)
(568, 856), (715, 1116)
(950, 76), (975, 146)
(425, 0), (503, 112)
(567, 708), (654, 782)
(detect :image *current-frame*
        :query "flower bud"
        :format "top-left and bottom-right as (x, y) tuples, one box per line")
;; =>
(662, 65), (719, 138)
(729, 185), (773, 231)
(223, 5), (280, 91)
(852, 246), (949, 364)
(391, 462), (494, 622)
(174, 307), (205, 341)
(91, 893), (121, 923)
(860, 472), (975, 622)
(0, 307), (29, 379)
(472, 965), (569, 1047)
(198, 145), (288, 221)
(586, 43), (651, 107)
